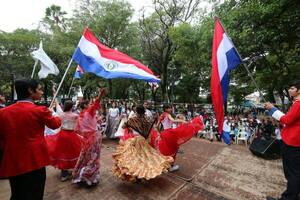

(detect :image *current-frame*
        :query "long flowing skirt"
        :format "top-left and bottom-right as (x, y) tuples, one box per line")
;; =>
(105, 116), (120, 139)
(72, 131), (102, 185)
(112, 136), (173, 182)
(46, 130), (82, 169)
(150, 116), (204, 158)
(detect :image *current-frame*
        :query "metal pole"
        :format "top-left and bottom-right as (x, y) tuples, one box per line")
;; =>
(49, 59), (73, 108)
(67, 77), (75, 98)
(216, 17), (266, 102)
(242, 61), (266, 102)
(31, 60), (38, 78)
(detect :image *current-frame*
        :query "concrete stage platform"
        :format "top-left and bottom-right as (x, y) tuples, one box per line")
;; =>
(0, 138), (285, 200)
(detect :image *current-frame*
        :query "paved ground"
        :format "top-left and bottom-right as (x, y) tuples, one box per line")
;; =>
(0, 138), (285, 200)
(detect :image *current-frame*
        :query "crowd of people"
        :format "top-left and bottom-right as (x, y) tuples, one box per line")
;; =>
(0, 79), (299, 200)
(198, 113), (283, 145)
(0, 79), (204, 200)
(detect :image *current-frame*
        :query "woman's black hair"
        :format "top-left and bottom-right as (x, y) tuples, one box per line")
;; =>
(136, 105), (145, 115)
(79, 100), (89, 110)
(64, 100), (74, 112)
(15, 79), (40, 100)
(163, 104), (171, 111)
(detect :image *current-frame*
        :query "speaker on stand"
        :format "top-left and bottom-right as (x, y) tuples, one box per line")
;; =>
(249, 137), (281, 159)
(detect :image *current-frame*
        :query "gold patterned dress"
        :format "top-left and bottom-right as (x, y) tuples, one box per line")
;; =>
(112, 115), (173, 182)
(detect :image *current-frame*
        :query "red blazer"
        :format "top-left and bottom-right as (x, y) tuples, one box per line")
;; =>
(0, 101), (61, 178)
(280, 100), (300, 147)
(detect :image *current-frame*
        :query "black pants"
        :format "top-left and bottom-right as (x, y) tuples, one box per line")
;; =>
(281, 142), (300, 200)
(9, 167), (46, 200)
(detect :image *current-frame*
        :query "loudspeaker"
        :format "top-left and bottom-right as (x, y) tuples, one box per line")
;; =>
(249, 137), (281, 160)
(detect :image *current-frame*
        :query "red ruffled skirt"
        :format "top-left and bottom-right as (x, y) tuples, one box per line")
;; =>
(46, 130), (82, 169)
(150, 116), (204, 158)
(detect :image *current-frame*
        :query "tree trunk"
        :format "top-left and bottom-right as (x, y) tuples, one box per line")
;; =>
(108, 79), (113, 98)
(277, 89), (286, 112)
(267, 88), (276, 103)
(161, 64), (168, 102)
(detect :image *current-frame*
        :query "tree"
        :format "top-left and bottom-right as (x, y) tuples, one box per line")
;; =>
(42, 5), (68, 33)
(139, 0), (203, 102)
(212, 0), (300, 109)
(71, 0), (138, 97)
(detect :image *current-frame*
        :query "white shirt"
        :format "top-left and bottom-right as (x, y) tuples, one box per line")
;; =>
(109, 108), (119, 118)
(59, 111), (78, 130)
(145, 109), (152, 119)
(223, 120), (231, 132)
(275, 128), (281, 140)
(128, 111), (136, 119)
(161, 114), (173, 130)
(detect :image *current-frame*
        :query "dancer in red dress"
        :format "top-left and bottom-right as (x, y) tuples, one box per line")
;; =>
(115, 104), (204, 177)
(113, 105), (173, 182)
(149, 104), (204, 171)
(72, 88), (106, 186)
(46, 100), (82, 181)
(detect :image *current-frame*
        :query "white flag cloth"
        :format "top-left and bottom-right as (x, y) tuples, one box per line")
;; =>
(31, 41), (59, 79)
(77, 86), (83, 98)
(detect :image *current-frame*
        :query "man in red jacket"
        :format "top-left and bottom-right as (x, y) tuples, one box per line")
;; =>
(265, 81), (300, 200)
(0, 79), (61, 200)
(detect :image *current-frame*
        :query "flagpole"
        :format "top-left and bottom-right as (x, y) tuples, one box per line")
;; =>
(31, 60), (38, 78)
(215, 17), (266, 102)
(49, 59), (73, 108)
(67, 77), (75, 98)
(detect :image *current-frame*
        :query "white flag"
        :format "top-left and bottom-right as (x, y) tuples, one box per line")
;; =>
(148, 82), (159, 90)
(77, 86), (83, 98)
(31, 41), (59, 79)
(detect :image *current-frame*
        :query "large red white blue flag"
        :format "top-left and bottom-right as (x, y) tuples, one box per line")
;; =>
(72, 28), (160, 82)
(211, 19), (241, 133)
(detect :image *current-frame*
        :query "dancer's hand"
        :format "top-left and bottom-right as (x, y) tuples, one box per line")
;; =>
(98, 88), (107, 98)
(264, 102), (274, 110)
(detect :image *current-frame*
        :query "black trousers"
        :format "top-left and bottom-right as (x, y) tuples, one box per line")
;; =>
(9, 167), (46, 200)
(281, 142), (300, 200)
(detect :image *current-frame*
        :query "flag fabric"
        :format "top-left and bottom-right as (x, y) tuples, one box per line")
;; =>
(74, 65), (84, 78)
(72, 28), (160, 82)
(148, 82), (159, 90)
(77, 86), (83, 98)
(31, 41), (59, 79)
(211, 19), (241, 133)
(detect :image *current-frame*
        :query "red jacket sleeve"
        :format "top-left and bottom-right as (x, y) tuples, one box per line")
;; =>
(280, 101), (300, 125)
(39, 106), (61, 129)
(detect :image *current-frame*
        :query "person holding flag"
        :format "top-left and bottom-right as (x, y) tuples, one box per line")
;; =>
(0, 79), (61, 200)
(265, 81), (300, 200)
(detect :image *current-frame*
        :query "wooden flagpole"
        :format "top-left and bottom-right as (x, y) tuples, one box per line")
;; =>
(49, 59), (73, 108)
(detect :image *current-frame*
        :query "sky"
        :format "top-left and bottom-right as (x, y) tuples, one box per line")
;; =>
(0, 0), (153, 32)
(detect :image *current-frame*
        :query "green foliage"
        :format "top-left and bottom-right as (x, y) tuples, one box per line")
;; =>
(0, 0), (299, 106)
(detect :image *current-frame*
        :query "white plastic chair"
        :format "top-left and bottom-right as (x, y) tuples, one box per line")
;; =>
(236, 131), (249, 147)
